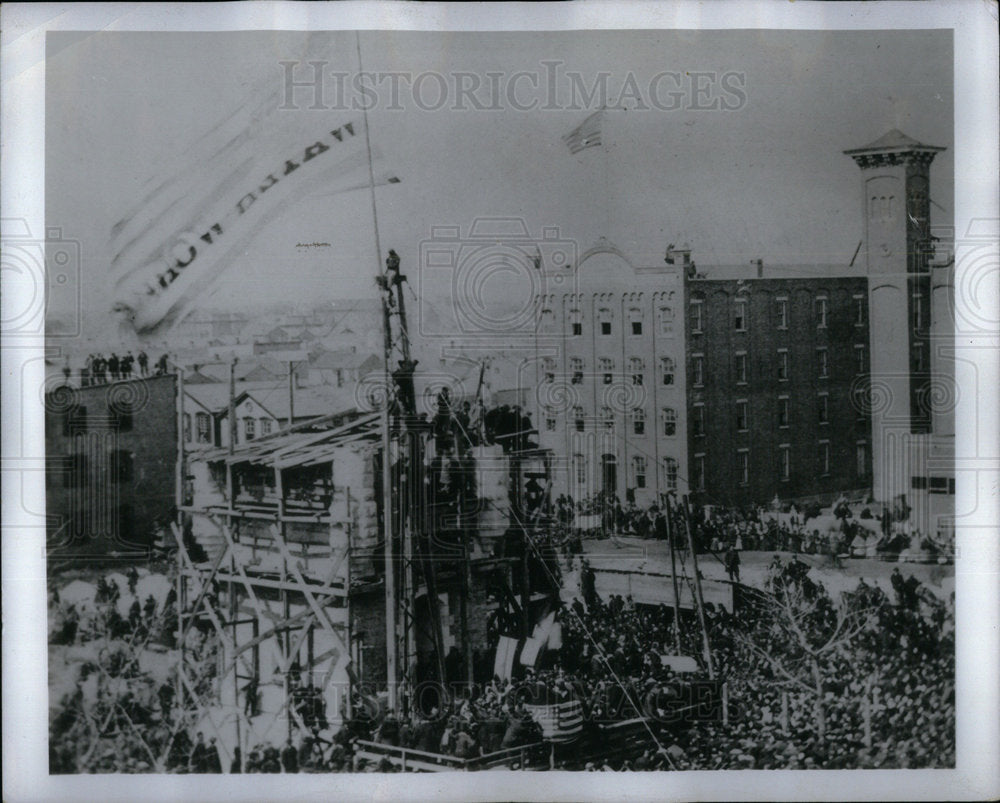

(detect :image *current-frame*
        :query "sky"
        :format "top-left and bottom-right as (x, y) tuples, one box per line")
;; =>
(45, 28), (953, 346)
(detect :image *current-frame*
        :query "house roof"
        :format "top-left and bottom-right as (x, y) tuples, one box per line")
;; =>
(199, 411), (380, 467)
(225, 383), (360, 422)
(184, 381), (283, 414)
(309, 347), (381, 371)
(183, 369), (222, 385)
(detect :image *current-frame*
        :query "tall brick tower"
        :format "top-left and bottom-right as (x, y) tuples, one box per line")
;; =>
(845, 130), (946, 511)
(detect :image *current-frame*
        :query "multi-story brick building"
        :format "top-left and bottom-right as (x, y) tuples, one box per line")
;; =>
(684, 270), (872, 507)
(45, 373), (179, 559)
(680, 129), (953, 534)
(533, 242), (687, 506)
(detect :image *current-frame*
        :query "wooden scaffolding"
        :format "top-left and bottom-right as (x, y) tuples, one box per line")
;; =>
(174, 413), (380, 769)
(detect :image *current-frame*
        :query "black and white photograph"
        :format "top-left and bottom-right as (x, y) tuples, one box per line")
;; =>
(2, 3), (998, 801)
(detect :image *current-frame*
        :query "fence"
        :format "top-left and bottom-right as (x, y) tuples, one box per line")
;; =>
(354, 740), (543, 772)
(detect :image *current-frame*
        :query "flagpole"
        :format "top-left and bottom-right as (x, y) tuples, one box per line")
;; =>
(601, 108), (611, 239)
(356, 32), (384, 270)
(356, 30), (398, 715)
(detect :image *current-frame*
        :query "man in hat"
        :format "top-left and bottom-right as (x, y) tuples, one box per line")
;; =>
(189, 731), (208, 773)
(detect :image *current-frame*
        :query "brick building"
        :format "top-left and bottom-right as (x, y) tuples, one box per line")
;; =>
(684, 271), (872, 507)
(680, 128), (953, 534)
(533, 241), (687, 507)
(45, 373), (179, 559)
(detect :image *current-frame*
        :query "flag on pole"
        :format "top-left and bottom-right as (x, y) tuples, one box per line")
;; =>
(493, 635), (519, 681)
(519, 636), (544, 668)
(562, 110), (604, 154)
(520, 611), (558, 666)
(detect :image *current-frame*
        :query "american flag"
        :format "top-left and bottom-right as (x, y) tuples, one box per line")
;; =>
(525, 698), (584, 742)
(562, 110), (604, 154)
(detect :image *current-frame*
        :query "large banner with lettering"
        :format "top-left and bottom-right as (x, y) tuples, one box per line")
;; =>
(109, 38), (396, 333)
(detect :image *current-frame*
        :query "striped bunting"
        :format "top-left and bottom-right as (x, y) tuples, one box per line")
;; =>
(524, 698), (584, 742)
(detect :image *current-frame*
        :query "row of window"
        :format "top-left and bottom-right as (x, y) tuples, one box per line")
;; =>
(572, 454), (678, 491)
(543, 356), (678, 386)
(690, 344), (866, 386)
(183, 413), (275, 444)
(539, 306), (676, 337)
(692, 393), (838, 436)
(243, 416), (274, 441)
(548, 391), (857, 437)
(546, 406), (678, 436)
(689, 442), (869, 490)
(689, 294), (867, 333)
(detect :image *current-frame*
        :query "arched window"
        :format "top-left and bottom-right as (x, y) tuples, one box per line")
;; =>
(629, 357), (645, 386)
(661, 357), (675, 386)
(628, 307), (643, 336)
(544, 406), (557, 432)
(658, 306), (674, 336)
(632, 455), (647, 489)
(598, 308), (613, 336)
(542, 357), (556, 383)
(663, 457), (678, 491)
(574, 453), (587, 485)
(599, 357), (614, 385)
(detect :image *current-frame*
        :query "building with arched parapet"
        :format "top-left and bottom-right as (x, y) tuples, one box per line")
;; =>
(532, 238), (687, 508)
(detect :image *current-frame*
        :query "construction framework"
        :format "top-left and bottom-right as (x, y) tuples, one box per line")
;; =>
(174, 412), (380, 769)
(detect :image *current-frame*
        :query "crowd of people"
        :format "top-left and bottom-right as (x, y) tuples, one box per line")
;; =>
(49, 507), (955, 773)
(550, 491), (952, 566)
(347, 556), (954, 772)
(674, 585), (955, 769)
(63, 350), (173, 386)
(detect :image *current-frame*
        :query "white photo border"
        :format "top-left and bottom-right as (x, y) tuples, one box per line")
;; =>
(2, 2), (997, 801)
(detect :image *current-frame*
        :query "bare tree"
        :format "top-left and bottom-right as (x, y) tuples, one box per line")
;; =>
(734, 565), (881, 740)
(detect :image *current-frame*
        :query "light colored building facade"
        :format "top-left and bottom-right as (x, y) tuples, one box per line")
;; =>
(533, 242), (687, 507)
(845, 130), (954, 539)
